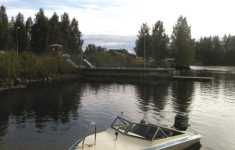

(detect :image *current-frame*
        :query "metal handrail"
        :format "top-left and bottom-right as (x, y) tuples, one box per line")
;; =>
(68, 122), (97, 150)
(68, 138), (84, 150)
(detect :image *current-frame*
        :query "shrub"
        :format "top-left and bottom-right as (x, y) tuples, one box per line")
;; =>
(0, 52), (78, 80)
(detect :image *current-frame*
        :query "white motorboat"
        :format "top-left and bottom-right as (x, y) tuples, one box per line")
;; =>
(69, 116), (201, 150)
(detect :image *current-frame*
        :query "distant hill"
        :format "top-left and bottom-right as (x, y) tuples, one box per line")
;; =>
(83, 34), (136, 53)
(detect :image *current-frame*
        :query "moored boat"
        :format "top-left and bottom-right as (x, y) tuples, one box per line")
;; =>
(69, 116), (201, 150)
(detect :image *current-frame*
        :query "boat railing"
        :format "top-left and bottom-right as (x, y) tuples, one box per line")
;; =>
(68, 138), (84, 150)
(68, 121), (97, 150)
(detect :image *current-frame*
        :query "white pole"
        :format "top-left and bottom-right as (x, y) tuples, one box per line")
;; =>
(144, 34), (146, 68)
(16, 26), (20, 55)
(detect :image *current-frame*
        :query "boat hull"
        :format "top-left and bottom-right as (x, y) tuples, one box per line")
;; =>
(144, 135), (201, 150)
(71, 128), (201, 150)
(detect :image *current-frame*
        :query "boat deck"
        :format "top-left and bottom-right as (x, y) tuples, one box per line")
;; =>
(73, 129), (200, 150)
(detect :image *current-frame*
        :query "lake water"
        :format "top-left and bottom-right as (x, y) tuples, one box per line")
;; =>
(0, 69), (235, 150)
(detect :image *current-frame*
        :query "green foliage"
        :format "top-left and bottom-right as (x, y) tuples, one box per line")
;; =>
(68, 18), (83, 54)
(31, 9), (49, 53)
(171, 16), (194, 67)
(135, 23), (152, 59)
(151, 21), (169, 62)
(13, 13), (27, 52)
(19, 52), (37, 78)
(0, 5), (8, 50)
(85, 44), (143, 67)
(48, 13), (61, 45)
(60, 13), (70, 51)
(0, 52), (20, 78)
(0, 52), (77, 80)
(135, 21), (169, 66)
(223, 35), (235, 65)
(0, 7), (83, 54)
(6, 17), (15, 50)
(84, 45), (115, 67)
(195, 35), (235, 66)
(2, 5), (235, 67)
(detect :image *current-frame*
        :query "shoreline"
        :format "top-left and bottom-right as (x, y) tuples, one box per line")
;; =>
(0, 74), (80, 92)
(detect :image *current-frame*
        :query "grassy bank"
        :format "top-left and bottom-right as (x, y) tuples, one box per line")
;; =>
(85, 50), (144, 67)
(0, 52), (78, 87)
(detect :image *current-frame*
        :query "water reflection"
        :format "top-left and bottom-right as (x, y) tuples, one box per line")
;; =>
(172, 81), (194, 131)
(172, 81), (194, 113)
(0, 78), (234, 150)
(0, 83), (81, 135)
(134, 81), (194, 131)
(135, 82), (170, 113)
(0, 98), (9, 139)
(0, 81), (194, 135)
(135, 85), (152, 113)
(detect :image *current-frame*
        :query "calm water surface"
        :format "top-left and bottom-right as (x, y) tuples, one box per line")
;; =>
(0, 73), (235, 150)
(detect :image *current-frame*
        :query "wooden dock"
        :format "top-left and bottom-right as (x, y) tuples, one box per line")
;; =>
(172, 76), (214, 82)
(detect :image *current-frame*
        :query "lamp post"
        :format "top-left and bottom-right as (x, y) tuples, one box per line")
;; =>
(144, 33), (146, 68)
(16, 26), (21, 55)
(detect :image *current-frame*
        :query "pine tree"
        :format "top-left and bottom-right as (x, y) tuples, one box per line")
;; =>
(135, 23), (151, 60)
(48, 12), (61, 45)
(151, 21), (169, 63)
(223, 35), (235, 65)
(14, 13), (27, 53)
(60, 13), (70, 52)
(212, 36), (224, 65)
(7, 17), (15, 50)
(68, 18), (83, 54)
(0, 5), (8, 50)
(171, 16), (194, 68)
(31, 8), (49, 53)
(197, 37), (213, 65)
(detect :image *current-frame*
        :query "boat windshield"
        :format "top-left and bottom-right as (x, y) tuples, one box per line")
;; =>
(111, 116), (131, 133)
(111, 117), (157, 139)
(127, 123), (157, 139)
(111, 116), (182, 140)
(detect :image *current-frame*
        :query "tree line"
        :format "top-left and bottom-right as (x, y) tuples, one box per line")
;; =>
(195, 35), (235, 66)
(0, 5), (83, 54)
(135, 16), (235, 67)
(2, 4), (235, 67)
(84, 44), (143, 67)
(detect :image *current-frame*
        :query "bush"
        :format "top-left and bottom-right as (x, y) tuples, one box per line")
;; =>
(85, 51), (144, 68)
(0, 52), (78, 80)
(0, 52), (20, 79)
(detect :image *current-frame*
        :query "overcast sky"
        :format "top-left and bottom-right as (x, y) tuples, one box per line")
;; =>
(1, 0), (235, 38)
